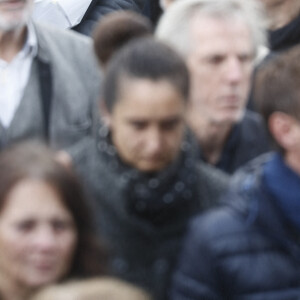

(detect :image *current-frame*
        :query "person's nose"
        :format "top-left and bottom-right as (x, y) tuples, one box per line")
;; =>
(224, 57), (243, 84)
(146, 127), (163, 154)
(32, 225), (57, 252)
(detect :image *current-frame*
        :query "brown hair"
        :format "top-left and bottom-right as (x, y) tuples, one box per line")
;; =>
(0, 141), (107, 279)
(255, 49), (300, 121)
(93, 10), (152, 67)
(254, 46), (300, 150)
(103, 37), (190, 112)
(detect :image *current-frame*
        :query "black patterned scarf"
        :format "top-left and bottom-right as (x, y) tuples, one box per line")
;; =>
(97, 125), (200, 226)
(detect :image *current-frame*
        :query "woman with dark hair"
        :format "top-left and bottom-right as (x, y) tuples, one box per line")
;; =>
(72, 37), (228, 300)
(0, 141), (107, 300)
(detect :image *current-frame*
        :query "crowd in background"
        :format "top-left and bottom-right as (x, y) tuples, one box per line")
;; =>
(0, 0), (300, 299)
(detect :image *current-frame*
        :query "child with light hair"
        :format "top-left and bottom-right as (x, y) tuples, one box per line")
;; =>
(31, 278), (151, 300)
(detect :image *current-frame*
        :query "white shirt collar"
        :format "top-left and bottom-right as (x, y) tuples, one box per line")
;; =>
(20, 21), (38, 59)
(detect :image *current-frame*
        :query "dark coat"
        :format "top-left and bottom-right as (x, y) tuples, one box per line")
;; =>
(171, 153), (300, 300)
(269, 13), (300, 52)
(72, 130), (229, 300)
(73, 0), (144, 36)
(142, 0), (163, 26)
(199, 109), (270, 174)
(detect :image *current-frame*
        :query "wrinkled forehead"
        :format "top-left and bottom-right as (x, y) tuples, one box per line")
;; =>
(188, 12), (255, 53)
(189, 9), (252, 37)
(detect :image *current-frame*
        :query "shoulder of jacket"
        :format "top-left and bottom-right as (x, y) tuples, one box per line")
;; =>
(33, 22), (93, 48)
(197, 162), (230, 188)
(240, 110), (266, 131)
(189, 205), (248, 247)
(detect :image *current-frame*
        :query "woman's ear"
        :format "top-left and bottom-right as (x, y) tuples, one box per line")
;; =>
(99, 99), (111, 127)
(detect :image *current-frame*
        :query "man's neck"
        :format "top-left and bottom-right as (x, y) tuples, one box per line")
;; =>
(0, 26), (27, 62)
(265, 0), (300, 30)
(187, 110), (233, 165)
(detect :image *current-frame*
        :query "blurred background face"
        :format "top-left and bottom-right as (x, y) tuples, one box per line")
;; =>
(258, 0), (281, 5)
(0, 179), (77, 291)
(159, 0), (175, 10)
(257, 0), (300, 29)
(258, 0), (293, 10)
(0, 0), (33, 31)
(187, 15), (254, 126)
(107, 77), (186, 173)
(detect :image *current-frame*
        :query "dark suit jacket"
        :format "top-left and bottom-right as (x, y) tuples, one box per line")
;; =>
(73, 0), (144, 36)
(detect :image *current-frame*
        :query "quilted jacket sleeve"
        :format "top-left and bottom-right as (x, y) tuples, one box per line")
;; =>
(170, 216), (223, 300)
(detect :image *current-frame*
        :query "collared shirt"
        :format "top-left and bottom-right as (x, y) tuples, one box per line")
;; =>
(0, 22), (38, 128)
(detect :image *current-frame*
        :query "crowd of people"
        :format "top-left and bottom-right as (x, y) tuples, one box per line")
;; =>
(0, 0), (300, 299)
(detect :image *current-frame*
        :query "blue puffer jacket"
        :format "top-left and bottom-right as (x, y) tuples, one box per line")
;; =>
(73, 0), (144, 36)
(171, 153), (300, 300)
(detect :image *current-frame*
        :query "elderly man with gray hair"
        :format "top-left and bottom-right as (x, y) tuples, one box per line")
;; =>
(168, 35), (300, 300)
(156, 0), (270, 174)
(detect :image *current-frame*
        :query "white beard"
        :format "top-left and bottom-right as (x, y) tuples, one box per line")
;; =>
(0, 1), (32, 32)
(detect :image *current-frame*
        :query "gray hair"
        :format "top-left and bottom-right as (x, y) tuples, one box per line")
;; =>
(156, 0), (267, 57)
